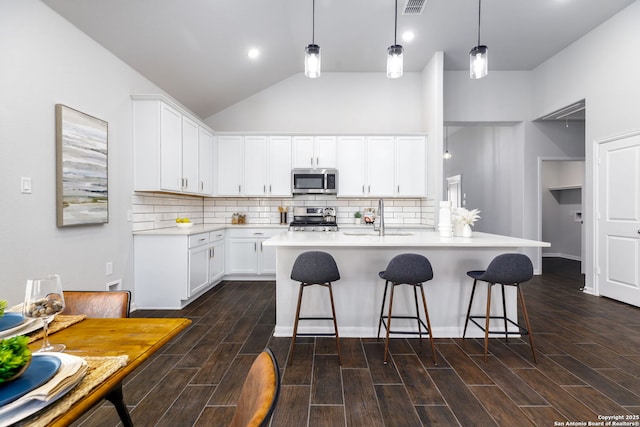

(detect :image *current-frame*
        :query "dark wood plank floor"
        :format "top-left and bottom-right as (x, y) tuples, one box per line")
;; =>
(73, 258), (640, 426)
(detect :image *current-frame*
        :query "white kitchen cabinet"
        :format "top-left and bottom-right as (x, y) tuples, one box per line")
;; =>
(337, 136), (367, 196)
(395, 136), (427, 197)
(293, 136), (336, 169)
(208, 230), (225, 283)
(216, 135), (244, 196)
(244, 136), (268, 196)
(367, 136), (396, 197)
(225, 228), (279, 276)
(188, 233), (211, 297)
(133, 95), (215, 196)
(199, 128), (214, 194)
(268, 136), (292, 196)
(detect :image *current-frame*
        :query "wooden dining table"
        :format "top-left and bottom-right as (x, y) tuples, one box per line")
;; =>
(23, 317), (191, 426)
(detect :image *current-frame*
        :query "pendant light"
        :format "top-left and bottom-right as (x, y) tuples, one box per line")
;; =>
(469, 0), (488, 79)
(305, 0), (321, 78)
(443, 126), (452, 160)
(387, 0), (403, 79)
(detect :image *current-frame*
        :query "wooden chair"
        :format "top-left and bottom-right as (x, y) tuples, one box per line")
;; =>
(63, 290), (131, 318)
(229, 348), (281, 427)
(62, 290), (133, 426)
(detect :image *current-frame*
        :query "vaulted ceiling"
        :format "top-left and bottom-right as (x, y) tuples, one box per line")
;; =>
(42, 0), (635, 118)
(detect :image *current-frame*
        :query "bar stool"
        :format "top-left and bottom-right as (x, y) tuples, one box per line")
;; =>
(377, 254), (438, 365)
(288, 251), (342, 365)
(462, 253), (537, 363)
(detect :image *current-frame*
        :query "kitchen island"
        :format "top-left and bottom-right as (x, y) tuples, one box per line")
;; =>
(263, 230), (550, 338)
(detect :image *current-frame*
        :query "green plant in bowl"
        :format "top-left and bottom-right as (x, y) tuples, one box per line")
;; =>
(0, 336), (32, 383)
(0, 299), (7, 317)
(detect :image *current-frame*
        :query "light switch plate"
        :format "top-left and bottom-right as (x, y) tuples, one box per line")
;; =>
(21, 177), (32, 194)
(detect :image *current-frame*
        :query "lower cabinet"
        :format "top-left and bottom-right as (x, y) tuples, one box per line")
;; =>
(134, 230), (226, 309)
(225, 228), (279, 276)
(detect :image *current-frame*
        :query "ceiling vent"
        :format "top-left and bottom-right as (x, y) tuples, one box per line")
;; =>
(403, 0), (427, 15)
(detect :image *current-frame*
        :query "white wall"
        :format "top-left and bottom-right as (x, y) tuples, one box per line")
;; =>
(531, 1), (640, 290)
(205, 72), (424, 133)
(0, 0), (163, 305)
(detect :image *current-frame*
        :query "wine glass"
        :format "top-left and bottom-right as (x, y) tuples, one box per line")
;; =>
(23, 274), (66, 352)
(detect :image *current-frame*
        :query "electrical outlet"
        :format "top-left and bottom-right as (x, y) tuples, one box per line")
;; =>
(21, 177), (32, 194)
(106, 261), (113, 276)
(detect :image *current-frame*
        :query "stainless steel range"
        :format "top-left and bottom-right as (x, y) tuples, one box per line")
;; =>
(289, 207), (339, 232)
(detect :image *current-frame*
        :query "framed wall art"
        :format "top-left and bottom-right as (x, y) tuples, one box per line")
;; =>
(56, 104), (108, 227)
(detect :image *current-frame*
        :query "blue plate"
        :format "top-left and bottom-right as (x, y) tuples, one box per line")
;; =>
(0, 355), (61, 406)
(0, 313), (24, 333)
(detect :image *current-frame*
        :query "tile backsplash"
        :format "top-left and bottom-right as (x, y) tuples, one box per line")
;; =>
(132, 192), (435, 231)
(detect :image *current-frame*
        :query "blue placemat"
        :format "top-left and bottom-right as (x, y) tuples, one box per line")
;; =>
(0, 313), (24, 332)
(0, 355), (62, 406)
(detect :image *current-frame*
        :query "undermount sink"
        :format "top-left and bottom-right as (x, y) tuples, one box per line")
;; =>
(342, 232), (413, 237)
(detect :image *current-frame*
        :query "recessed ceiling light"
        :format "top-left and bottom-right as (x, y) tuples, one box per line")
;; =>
(402, 31), (415, 42)
(247, 48), (260, 59)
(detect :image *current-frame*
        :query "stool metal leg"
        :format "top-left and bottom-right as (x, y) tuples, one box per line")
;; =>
(383, 283), (396, 364)
(418, 283), (438, 366)
(413, 285), (422, 343)
(377, 280), (390, 340)
(462, 279), (478, 339)
(288, 283), (305, 366)
(484, 283), (493, 362)
(517, 285), (537, 363)
(501, 283), (508, 342)
(327, 282), (342, 365)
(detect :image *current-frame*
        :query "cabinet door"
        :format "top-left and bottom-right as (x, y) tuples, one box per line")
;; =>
(338, 136), (366, 196)
(292, 136), (315, 168)
(216, 136), (244, 195)
(209, 239), (225, 283)
(396, 136), (426, 197)
(268, 136), (292, 196)
(244, 136), (268, 196)
(259, 238), (277, 274)
(367, 136), (395, 197)
(181, 116), (199, 193)
(198, 128), (214, 195)
(226, 238), (258, 274)
(188, 244), (210, 298)
(315, 136), (337, 168)
(159, 103), (183, 192)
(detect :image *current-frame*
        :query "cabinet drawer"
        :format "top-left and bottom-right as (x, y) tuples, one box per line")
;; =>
(225, 228), (281, 238)
(189, 233), (210, 248)
(209, 230), (225, 242)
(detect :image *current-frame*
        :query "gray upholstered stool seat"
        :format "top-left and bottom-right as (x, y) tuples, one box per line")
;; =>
(377, 254), (438, 365)
(288, 251), (342, 365)
(462, 253), (537, 363)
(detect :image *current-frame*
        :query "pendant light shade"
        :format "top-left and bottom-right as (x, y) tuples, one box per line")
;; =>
(387, 45), (404, 79)
(470, 0), (488, 79)
(387, 0), (403, 79)
(443, 126), (452, 160)
(305, 0), (320, 78)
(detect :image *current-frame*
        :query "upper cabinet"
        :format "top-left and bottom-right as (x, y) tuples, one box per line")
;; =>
(132, 94), (214, 196)
(216, 135), (292, 197)
(338, 135), (427, 198)
(293, 136), (337, 169)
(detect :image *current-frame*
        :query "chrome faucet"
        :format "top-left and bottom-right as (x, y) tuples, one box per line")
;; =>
(374, 199), (385, 236)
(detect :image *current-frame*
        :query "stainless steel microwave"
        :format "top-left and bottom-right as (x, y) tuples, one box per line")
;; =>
(291, 169), (338, 195)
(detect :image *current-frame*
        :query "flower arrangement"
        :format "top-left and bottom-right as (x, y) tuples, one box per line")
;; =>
(453, 208), (481, 226)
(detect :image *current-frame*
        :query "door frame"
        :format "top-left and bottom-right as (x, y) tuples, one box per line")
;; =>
(593, 129), (640, 298)
(536, 156), (585, 276)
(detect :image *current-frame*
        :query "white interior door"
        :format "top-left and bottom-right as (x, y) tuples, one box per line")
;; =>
(597, 133), (640, 307)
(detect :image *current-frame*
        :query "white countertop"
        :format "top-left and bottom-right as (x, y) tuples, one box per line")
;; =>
(133, 224), (288, 236)
(263, 230), (550, 248)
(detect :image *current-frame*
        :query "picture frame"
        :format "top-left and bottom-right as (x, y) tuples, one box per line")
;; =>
(56, 104), (109, 227)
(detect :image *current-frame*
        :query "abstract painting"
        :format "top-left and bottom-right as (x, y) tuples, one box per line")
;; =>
(56, 104), (108, 227)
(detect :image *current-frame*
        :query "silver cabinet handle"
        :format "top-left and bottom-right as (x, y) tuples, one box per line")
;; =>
(397, 185), (400, 193)
(254, 242), (257, 251)
(200, 181), (204, 191)
(362, 185), (365, 194)
(263, 185), (266, 194)
(198, 238), (206, 242)
(316, 157), (319, 166)
(269, 185), (272, 193)
(260, 241), (263, 251)
(253, 232), (264, 236)
(185, 178), (188, 188)
(310, 157), (313, 166)
(238, 185), (241, 194)
(368, 185), (371, 194)
(212, 247), (215, 257)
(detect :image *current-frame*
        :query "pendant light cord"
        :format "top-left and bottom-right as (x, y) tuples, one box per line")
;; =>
(312, 0), (316, 44)
(477, 0), (482, 46)
(394, 0), (398, 45)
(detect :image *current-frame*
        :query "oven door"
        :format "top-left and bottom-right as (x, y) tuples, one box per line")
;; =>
(292, 169), (326, 194)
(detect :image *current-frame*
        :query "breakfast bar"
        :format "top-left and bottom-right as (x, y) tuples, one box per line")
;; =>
(263, 231), (549, 338)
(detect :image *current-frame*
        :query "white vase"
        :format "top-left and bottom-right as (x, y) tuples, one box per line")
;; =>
(438, 201), (453, 237)
(462, 223), (472, 238)
(453, 222), (465, 237)
(355, 218), (362, 225)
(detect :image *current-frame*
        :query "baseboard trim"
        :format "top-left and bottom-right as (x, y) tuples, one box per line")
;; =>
(542, 253), (581, 262)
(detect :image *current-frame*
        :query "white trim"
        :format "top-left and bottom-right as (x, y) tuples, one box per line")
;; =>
(542, 253), (582, 261)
